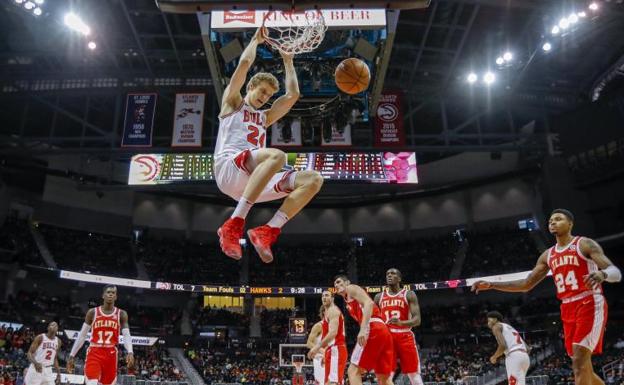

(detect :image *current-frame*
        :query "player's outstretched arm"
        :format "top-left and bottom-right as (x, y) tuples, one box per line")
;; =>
(27, 334), (43, 373)
(120, 310), (135, 370)
(221, 28), (264, 114)
(68, 308), (95, 373)
(346, 285), (374, 346)
(580, 237), (622, 287)
(489, 323), (506, 364)
(54, 340), (62, 385)
(265, 50), (300, 126)
(306, 322), (323, 350)
(471, 251), (550, 294)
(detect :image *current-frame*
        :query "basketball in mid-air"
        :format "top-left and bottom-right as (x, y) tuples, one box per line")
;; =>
(335, 58), (371, 95)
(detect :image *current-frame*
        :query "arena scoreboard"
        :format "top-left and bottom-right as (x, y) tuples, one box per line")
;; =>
(288, 318), (307, 338)
(128, 152), (417, 185)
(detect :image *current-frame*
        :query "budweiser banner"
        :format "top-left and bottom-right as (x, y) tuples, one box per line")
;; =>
(374, 91), (406, 147)
(211, 9), (386, 31)
(172, 93), (205, 147)
(121, 93), (157, 147)
(322, 123), (352, 146)
(271, 118), (302, 146)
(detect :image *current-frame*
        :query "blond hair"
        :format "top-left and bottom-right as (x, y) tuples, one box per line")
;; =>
(247, 72), (279, 93)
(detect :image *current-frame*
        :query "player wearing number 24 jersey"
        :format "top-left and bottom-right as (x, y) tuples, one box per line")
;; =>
(214, 27), (323, 263)
(472, 209), (621, 385)
(67, 285), (135, 385)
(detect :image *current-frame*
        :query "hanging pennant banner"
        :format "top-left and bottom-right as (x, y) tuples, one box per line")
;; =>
(322, 123), (352, 146)
(172, 93), (205, 147)
(121, 93), (157, 147)
(374, 91), (406, 147)
(271, 118), (302, 146)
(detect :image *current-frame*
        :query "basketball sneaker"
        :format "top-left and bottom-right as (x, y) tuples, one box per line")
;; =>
(247, 225), (280, 263)
(217, 217), (245, 260)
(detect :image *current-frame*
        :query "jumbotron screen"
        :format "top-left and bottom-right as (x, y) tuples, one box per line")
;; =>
(128, 152), (418, 185)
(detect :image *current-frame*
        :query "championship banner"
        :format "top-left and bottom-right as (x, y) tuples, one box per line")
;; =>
(374, 91), (406, 147)
(172, 93), (205, 147)
(121, 93), (157, 147)
(64, 329), (159, 346)
(211, 9), (386, 31)
(271, 118), (302, 146)
(322, 123), (352, 146)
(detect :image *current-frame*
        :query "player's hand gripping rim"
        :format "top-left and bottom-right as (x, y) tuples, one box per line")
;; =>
(471, 280), (492, 294)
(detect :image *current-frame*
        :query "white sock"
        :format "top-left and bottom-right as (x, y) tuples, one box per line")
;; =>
(231, 198), (253, 219)
(267, 210), (289, 229)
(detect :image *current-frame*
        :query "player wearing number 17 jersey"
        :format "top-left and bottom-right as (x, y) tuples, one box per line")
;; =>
(374, 269), (423, 385)
(215, 27), (323, 263)
(472, 209), (621, 385)
(67, 285), (135, 385)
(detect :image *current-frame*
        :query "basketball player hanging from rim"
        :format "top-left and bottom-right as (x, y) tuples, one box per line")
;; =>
(214, 26), (323, 263)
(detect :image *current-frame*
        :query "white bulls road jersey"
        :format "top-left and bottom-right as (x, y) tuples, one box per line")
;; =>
(214, 102), (267, 162)
(35, 334), (59, 366)
(500, 323), (526, 355)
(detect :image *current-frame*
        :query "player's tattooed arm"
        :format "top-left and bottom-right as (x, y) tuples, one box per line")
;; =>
(472, 250), (549, 293)
(490, 323), (506, 364)
(221, 27), (265, 114)
(373, 293), (382, 306)
(404, 291), (421, 327)
(580, 237), (621, 286)
(27, 334), (43, 372)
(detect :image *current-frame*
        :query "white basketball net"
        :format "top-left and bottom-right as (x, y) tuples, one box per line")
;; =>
(293, 361), (304, 373)
(262, 11), (327, 55)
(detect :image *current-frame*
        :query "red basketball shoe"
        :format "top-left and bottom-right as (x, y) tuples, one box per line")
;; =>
(217, 217), (245, 260)
(247, 225), (280, 263)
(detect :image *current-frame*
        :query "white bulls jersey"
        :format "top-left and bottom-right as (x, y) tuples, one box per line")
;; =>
(214, 102), (267, 162)
(35, 334), (59, 366)
(500, 323), (526, 355)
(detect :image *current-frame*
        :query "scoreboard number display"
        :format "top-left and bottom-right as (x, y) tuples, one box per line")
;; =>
(128, 152), (417, 185)
(289, 318), (307, 338)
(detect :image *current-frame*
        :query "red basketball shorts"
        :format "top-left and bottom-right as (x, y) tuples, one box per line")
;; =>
(560, 293), (608, 357)
(390, 330), (420, 374)
(350, 320), (394, 375)
(324, 344), (347, 384)
(85, 347), (118, 385)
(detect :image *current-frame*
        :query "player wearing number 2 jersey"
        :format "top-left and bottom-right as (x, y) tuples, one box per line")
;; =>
(215, 27), (323, 263)
(67, 285), (135, 385)
(25, 322), (61, 385)
(374, 268), (423, 385)
(472, 209), (621, 385)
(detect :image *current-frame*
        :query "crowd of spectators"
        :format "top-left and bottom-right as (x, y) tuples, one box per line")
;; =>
(38, 224), (136, 277)
(0, 325), (34, 385)
(461, 228), (539, 278)
(120, 345), (186, 382)
(357, 235), (460, 284)
(187, 347), (290, 385)
(0, 216), (41, 266)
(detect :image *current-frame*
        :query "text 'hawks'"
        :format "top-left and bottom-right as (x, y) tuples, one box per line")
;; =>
(93, 319), (119, 329)
(380, 298), (406, 308)
(550, 254), (580, 270)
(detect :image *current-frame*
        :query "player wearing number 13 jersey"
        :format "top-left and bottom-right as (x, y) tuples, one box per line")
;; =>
(67, 285), (135, 385)
(375, 269), (423, 385)
(215, 27), (323, 263)
(472, 209), (621, 385)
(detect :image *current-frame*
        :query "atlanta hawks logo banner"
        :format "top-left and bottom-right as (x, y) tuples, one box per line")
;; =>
(374, 91), (406, 147)
(121, 93), (157, 147)
(172, 93), (205, 147)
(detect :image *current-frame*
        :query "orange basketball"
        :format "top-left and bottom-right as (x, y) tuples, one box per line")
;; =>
(335, 58), (371, 95)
